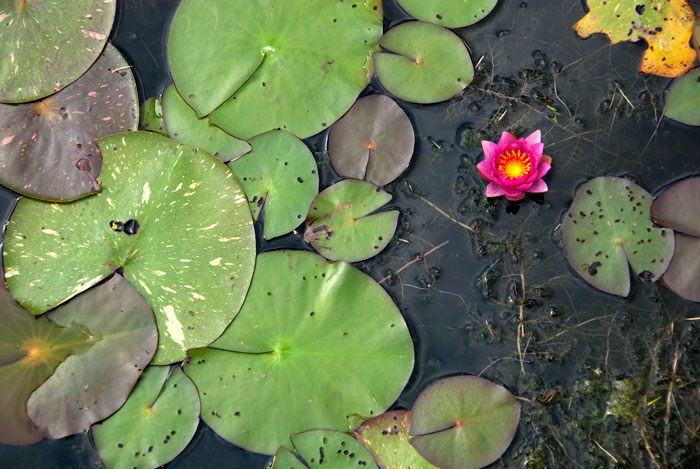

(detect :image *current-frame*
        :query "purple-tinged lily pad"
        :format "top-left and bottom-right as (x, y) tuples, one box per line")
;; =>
(397, 0), (498, 28)
(375, 21), (474, 104)
(139, 97), (167, 136)
(0, 0), (115, 103)
(354, 410), (437, 469)
(0, 274), (157, 445)
(185, 250), (414, 455)
(92, 366), (200, 469)
(3, 132), (256, 365)
(659, 234), (700, 303)
(563, 177), (674, 297)
(328, 95), (415, 187)
(272, 446), (308, 469)
(291, 429), (375, 468)
(304, 180), (398, 262)
(162, 84), (250, 162)
(0, 43), (138, 201)
(228, 130), (318, 239)
(410, 376), (520, 469)
(664, 69), (700, 126)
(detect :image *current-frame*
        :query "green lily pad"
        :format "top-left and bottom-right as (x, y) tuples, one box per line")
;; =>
(328, 95), (415, 187)
(304, 180), (398, 262)
(228, 130), (318, 240)
(374, 21), (474, 104)
(664, 69), (700, 126)
(139, 97), (167, 136)
(0, 274), (157, 445)
(3, 131), (256, 365)
(184, 250), (414, 455)
(651, 177), (700, 302)
(162, 83), (250, 162)
(272, 446), (308, 469)
(0, 0), (115, 103)
(168, 0), (383, 139)
(396, 0), (498, 28)
(0, 43), (138, 201)
(563, 177), (675, 297)
(354, 411), (437, 469)
(92, 366), (200, 469)
(410, 376), (520, 469)
(291, 429), (376, 468)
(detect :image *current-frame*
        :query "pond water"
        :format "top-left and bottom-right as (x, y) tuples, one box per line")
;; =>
(1, 0), (700, 467)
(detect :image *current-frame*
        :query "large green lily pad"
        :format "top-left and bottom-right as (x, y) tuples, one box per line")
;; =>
(93, 366), (200, 469)
(0, 274), (157, 445)
(0, 0), (115, 103)
(3, 131), (256, 364)
(410, 376), (520, 469)
(162, 84), (250, 162)
(304, 180), (398, 262)
(0, 43), (138, 201)
(397, 0), (498, 28)
(328, 95), (415, 187)
(168, 0), (383, 139)
(563, 177), (674, 297)
(184, 250), (414, 455)
(291, 429), (376, 468)
(374, 21), (474, 104)
(354, 411), (437, 469)
(664, 69), (700, 126)
(228, 130), (318, 240)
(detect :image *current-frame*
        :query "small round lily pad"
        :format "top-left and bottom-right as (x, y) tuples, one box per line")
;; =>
(304, 180), (399, 262)
(0, 0), (116, 103)
(410, 376), (520, 469)
(292, 429), (376, 468)
(139, 97), (167, 136)
(162, 83), (251, 162)
(354, 410), (437, 469)
(659, 233), (700, 303)
(563, 177), (675, 297)
(0, 274), (157, 445)
(184, 250), (414, 455)
(664, 69), (700, 126)
(375, 21), (474, 104)
(228, 130), (318, 239)
(328, 95), (415, 187)
(0, 43), (138, 201)
(92, 366), (200, 469)
(397, 0), (498, 28)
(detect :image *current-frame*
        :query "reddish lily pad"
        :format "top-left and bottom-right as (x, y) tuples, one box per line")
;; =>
(0, 274), (157, 445)
(92, 366), (200, 469)
(162, 83), (250, 162)
(328, 95), (415, 187)
(397, 0), (498, 28)
(563, 177), (674, 297)
(291, 429), (376, 468)
(0, 0), (116, 103)
(228, 130), (318, 239)
(375, 21), (474, 104)
(0, 43), (138, 201)
(651, 177), (700, 302)
(304, 180), (398, 262)
(184, 250), (414, 455)
(139, 97), (167, 136)
(574, 0), (697, 77)
(410, 376), (520, 469)
(354, 410), (437, 469)
(664, 69), (700, 126)
(3, 132), (256, 365)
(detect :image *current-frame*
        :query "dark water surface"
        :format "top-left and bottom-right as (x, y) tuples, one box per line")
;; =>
(2, 0), (700, 467)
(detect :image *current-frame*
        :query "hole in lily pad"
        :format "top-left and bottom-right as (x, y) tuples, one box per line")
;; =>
(409, 375), (520, 469)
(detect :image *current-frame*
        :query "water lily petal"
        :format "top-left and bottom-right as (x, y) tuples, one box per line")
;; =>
(481, 140), (498, 161)
(476, 160), (494, 181)
(485, 182), (506, 197)
(536, 160), (551, 178)
(527, 179), (548, 193)
(526, 142), (544, 159)
(525, 130), (541, 145)
(497, 131), (516, 146)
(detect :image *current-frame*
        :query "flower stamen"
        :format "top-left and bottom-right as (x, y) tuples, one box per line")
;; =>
(497, 149), (532, 180)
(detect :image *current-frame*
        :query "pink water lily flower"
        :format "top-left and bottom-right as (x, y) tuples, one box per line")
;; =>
(477, 130), (552, 201)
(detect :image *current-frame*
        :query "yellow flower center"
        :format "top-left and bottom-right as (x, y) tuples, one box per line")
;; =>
(497, 149), (532, 180)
